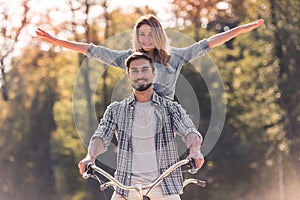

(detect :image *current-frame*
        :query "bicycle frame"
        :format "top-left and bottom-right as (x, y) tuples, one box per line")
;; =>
(83, 158), (206, 200)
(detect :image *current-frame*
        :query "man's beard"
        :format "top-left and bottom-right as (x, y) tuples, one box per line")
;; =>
(133, 78), (152, 91)
(135, 83), (152, 91)
(133, 77), (153, 91)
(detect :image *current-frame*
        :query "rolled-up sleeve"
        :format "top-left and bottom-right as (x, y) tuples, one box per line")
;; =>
(169, 101), (203, 142)
(171, 38), (211, 65)
(91, 102), (118, 151)
(86, 44), (133, 69)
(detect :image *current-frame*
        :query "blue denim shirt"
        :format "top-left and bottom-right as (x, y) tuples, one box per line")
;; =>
(86, 39), (211, 99)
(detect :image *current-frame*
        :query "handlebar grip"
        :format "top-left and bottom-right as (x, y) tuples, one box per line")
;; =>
(82, 163), (94, 179)
(188, 158), (196, 167)
(187, 158), (197, 174)
(86, 163), (94, 174)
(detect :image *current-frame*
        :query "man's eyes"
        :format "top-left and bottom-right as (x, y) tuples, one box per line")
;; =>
(130, 68), (150, 73)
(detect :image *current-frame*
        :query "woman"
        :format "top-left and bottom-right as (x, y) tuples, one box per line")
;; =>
(36, 15), (264, 99)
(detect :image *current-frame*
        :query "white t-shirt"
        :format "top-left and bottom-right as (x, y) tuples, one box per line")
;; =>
(131, 101), (159, 184)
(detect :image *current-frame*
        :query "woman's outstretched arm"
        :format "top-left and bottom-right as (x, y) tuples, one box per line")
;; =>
(207, 19), (264, 48)
(36, 28), (90, 54)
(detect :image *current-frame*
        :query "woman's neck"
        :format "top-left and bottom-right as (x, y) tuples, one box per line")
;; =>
(145, 49), (155, 58)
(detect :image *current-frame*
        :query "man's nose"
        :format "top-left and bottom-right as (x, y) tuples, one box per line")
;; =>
(136, 71), (144, 78)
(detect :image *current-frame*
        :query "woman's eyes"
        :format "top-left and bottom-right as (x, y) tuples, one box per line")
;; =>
(139, 33), (152, 37)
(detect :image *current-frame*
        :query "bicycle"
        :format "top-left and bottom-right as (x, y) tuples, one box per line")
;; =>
(82, 158), (206, 200)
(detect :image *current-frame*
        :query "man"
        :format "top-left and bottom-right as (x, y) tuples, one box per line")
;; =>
(78, 52), (204, 200)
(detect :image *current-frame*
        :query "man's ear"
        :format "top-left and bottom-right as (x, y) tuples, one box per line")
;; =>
(127, 70), (130, 79)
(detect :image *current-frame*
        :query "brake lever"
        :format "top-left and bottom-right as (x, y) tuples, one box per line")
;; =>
(197, 179), (206, 187)
(100, 181), (115, 191)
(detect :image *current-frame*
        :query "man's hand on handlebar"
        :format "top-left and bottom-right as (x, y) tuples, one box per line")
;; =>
(78, 154), (96, 175)
(187, 151), (205, 171)
(186, 133), (205, 171)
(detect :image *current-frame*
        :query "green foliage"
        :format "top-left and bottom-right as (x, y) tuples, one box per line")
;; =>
(0, 47), (59, 199)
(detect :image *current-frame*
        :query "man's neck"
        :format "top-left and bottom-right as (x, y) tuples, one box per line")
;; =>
(134, 87), (153, 102)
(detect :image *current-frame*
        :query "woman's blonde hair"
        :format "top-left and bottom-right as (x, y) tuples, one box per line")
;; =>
(133, 15), (170, 66)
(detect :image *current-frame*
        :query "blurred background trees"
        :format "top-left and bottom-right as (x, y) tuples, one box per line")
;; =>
(0, 0), (299, 199)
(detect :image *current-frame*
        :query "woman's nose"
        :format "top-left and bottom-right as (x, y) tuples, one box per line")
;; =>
(145, 35), (152, 42)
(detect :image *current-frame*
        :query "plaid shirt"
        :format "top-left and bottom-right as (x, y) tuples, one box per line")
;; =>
(91, 92), (202, 198)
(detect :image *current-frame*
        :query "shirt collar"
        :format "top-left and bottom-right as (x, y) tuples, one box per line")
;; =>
(128, 91), (161, 106)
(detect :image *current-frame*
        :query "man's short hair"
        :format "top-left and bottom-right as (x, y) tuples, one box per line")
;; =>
(125, 52), (155, 73)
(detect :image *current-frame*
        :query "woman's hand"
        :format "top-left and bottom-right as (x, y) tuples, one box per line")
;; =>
(35, 27), (90, 54)
(208, 19), (264, 48)
(239, 19), (264, 34)
(35, 28), (57, 44)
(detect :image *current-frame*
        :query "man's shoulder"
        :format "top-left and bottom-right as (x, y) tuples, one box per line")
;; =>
(153, 92), (179, 107)
(108, 96), (132, 109)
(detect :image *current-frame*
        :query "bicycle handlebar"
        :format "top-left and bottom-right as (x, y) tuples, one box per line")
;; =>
(83, 158), (206, 193)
